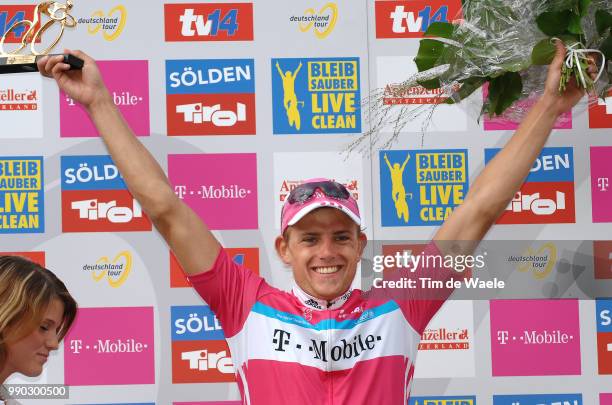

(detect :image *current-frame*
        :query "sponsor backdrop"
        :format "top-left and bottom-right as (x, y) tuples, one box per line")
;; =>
(1, 0), (610, 404)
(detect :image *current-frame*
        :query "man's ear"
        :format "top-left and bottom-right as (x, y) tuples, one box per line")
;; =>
(358, 231), (367, 257)
(275, 235), (291, 265)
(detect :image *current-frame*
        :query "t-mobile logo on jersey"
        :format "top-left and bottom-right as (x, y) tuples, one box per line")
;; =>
(272, 328), (382, 362)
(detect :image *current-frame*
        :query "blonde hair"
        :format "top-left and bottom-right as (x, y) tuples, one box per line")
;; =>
(0, 256), (77, 370)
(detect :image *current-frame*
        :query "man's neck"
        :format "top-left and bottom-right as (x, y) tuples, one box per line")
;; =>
(291, 283), (352, 310)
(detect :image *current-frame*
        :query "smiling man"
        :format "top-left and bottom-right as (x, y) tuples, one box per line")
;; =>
(36, 41), (598, 404)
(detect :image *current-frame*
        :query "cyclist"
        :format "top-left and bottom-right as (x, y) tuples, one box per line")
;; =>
(276, 61), (303, 129)
(38, 42), (597, 403)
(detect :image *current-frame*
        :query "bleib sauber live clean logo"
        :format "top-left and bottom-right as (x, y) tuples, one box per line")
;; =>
(0, 157), (43, 233)
(380, 149), (468, 227)
(272, 57), (361, 134)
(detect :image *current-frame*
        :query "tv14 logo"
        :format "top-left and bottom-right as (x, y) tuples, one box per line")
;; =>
(60, 155), (152, 232)
(485, 147), (575, 224)
(164, 3), (253, 41)
(0, 5), (38, 42)
(375, 0), (462, 38)
(171, 305), (235, 383)
(597, 298), (612, 375)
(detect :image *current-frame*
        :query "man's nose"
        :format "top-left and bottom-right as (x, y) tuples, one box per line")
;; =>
(318, 237), (336, 259)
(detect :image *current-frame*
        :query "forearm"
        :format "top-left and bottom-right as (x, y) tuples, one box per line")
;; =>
(86, 96), (176, 219)
(468, 95), (559, 216)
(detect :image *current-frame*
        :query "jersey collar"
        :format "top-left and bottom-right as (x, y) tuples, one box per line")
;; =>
(291, 283), (352, 311)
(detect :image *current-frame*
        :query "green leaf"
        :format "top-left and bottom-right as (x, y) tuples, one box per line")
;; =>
(487, 72), (523, 117)
(536, 10), (572, 36)
(531, 38), (557, 65)
(595, 10), (612, 36)
(414, 39), (445, 72)
(601, 35), (612, 60)
(424, 22), (454, 39)
(568, 13), (583, 34)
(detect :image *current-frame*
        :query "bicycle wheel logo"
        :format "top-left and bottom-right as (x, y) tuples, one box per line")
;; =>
(86, 5), (127, 41)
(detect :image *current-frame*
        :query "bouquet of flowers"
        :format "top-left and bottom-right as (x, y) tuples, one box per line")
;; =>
(351, 0), (611, 153)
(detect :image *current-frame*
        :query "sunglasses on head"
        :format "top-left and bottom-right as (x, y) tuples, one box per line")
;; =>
(287, 181), (351, 204)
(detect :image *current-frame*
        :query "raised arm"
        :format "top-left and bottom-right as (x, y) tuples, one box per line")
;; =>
(433, 41), (597, 250)
(400, 153), (410, 171)
(294, 62), (302, 76)
(275, 61), (284, 77)
(383, 153), (393, 171)
(38, 51), (220, 275)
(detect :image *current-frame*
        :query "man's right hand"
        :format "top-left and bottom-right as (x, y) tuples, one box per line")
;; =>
(37, 49), (111, 110)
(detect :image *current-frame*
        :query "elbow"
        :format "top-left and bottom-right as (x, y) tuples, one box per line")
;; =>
(137, 184), (180, 223)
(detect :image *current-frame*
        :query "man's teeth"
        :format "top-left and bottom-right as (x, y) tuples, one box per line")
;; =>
(314, 266), (340, 274)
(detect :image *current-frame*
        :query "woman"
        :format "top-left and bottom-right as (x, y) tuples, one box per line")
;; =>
(0, 256), (77, 404)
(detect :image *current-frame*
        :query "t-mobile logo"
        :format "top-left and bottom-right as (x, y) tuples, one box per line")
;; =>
(70, 339), (83, 354)
(273, 329), (291, 352)
(598, 177), (609, 192)
(497, 330), (509, 345)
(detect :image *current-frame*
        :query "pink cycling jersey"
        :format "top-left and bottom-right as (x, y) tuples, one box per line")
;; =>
(188, 242), (455, 404)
